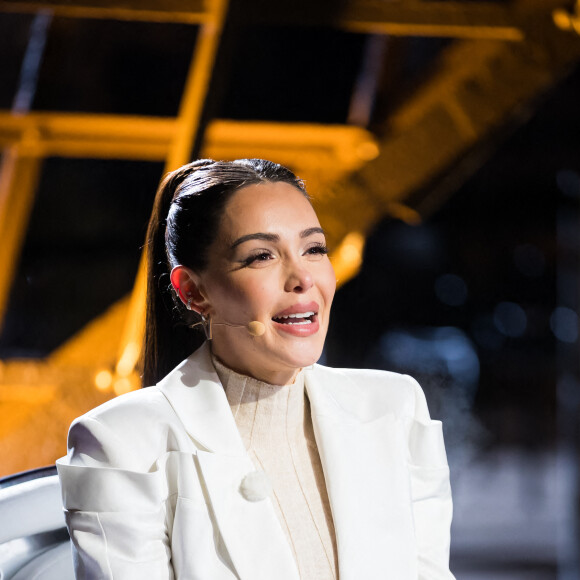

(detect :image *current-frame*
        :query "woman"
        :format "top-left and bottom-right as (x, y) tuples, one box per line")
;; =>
(57, 159), (455, 580)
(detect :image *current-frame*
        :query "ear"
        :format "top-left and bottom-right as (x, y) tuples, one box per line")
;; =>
(170, 265), (210, 315)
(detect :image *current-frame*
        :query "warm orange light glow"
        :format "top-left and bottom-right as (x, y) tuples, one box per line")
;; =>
(94, 369), (113, 391)
(0, 359), (114, 477)
(356, 141), (380, 161)
(113, 377), (133, 396)
(116, 341), (140, 377)
(553, 3), (580, 35)
(0, 383), (56, 404)
(331, 231), (366, 288)
(204, 121), (377, 178)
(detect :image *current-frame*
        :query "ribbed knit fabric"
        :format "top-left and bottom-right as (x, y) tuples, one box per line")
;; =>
(212, 355), (338, 580)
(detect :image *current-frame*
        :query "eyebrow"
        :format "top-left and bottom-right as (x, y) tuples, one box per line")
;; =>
(230, 227), (325, 249)
(301, 227), (325, 238)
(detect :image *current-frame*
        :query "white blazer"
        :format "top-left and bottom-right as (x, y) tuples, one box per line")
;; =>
(57, 343), (455, 580)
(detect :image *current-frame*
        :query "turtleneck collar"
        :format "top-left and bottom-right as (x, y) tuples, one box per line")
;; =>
(211, 352), (304, 395)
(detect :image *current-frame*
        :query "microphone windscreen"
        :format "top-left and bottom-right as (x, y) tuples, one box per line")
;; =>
(247, 321), (265, 337)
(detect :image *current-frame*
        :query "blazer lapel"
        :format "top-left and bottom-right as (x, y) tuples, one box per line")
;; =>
(305, 365), (418, 580)
(159, 343), (299, 580)
(158, 342), (245, 455)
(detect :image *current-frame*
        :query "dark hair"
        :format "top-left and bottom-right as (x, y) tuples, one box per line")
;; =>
(143, 158), (308, 386)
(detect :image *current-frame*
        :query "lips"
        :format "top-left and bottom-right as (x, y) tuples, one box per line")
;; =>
(271, 302), (320, 336)
(272, 311), (316, 325)
(272, 301), (318, 323)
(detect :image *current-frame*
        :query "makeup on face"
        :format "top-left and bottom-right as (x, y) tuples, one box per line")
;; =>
(198, 181), (336, 385)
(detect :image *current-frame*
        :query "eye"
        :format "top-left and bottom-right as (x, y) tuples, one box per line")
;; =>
(305, 242), (328, 257)
(241, 250), (275, 267)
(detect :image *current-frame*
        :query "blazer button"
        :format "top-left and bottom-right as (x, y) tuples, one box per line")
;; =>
(239, 470), (272, 502)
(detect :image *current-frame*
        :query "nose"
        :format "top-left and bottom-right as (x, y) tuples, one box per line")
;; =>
(284, 261), (314, 293)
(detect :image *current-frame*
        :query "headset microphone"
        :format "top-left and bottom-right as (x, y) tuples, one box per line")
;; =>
(212, 320), (266, 337)
(247, 321), (266, 337)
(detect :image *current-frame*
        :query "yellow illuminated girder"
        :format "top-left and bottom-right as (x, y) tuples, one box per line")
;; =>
(5, 0), (575, 43)
(0, 147), (42, 328)
(50, 298), (130, 367)
(338, 0), (524, 40)
(0, 113), (176, 160)
(356, 37), (580, 219)
(205, 121), (379, 178)
(0, 0), (527, 41)
(0, 0), (210, 24)
(0, 113), (378, 169)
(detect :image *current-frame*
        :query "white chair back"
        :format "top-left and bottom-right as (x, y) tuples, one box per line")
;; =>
(0, 469), (74, 580)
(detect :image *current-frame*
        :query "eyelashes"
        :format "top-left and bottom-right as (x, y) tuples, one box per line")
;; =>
(306, 242), (329, 256)
(239, 243), (329, 267)
(240, 252), (273, 267)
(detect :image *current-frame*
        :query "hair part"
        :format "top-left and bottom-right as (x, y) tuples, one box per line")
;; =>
(142, 158), (308, 387)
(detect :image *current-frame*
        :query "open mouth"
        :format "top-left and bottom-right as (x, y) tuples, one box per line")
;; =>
(272, 311), (317, 326)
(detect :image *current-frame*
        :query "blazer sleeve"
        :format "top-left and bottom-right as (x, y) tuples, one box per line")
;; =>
(57, 416), (175, 580)
(406, 377), (455, 580)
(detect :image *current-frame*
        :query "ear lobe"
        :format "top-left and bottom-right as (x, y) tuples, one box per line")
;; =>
(170, 265), (210, 314)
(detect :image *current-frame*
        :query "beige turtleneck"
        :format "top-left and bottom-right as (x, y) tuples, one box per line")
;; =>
(212, 355), (338, 580)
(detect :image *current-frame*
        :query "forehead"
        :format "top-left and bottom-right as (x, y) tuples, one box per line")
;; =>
(219, 181), (320, 237)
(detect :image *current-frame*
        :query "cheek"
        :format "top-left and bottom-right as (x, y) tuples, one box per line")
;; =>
(319, 262), (337, 306)
(211, 275), (273, 314)
(205, 274), (245, 310)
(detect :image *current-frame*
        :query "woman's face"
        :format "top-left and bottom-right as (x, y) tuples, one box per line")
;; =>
(184, 181), (336, 385)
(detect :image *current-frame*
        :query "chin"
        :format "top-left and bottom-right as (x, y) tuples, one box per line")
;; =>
(279, 341), (325, 370)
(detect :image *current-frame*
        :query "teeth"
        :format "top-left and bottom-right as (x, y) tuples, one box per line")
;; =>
(275, 311), (315, 319)
(284, 320), (312, 325)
